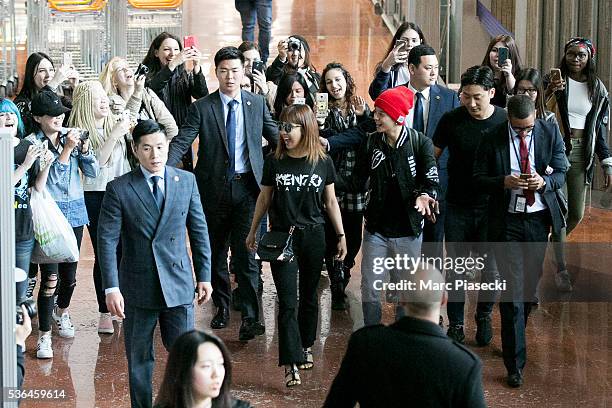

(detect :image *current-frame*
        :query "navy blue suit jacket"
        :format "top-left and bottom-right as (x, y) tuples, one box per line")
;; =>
(474, 119), (568, 240)
(425, 84), (460, 201)
(98, 166), (211, 309)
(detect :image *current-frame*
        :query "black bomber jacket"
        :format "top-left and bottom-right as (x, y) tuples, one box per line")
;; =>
(336, 126), (439, 236)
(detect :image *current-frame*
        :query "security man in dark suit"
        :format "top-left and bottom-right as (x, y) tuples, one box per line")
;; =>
(474, 95), (568, 387)
(167, 46), (278, 341)
(324, 264), (486, 408)
(404, 44), (460, 260)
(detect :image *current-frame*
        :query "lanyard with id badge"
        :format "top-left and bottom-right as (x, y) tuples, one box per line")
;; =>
(511, 133), (534, 213)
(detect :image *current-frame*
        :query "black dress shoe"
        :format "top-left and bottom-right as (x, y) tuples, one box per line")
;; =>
(239, 319), (265, 342)
(507, 371), (523, 388)
(210, 307), (229, 329)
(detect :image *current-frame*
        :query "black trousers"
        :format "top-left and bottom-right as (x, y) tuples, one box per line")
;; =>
(204, 173), (260, 321)
(271, 224), (325, 366)
(495, 210), (550, 374)
(324, 209), (363, 284)
(37, 226), (84, 331)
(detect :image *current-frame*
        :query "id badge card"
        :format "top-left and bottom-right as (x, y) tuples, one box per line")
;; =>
(513, 194), (527, 213)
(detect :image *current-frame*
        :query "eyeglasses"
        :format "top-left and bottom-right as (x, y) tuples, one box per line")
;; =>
(278, 122), (302, 133)
(511, 125), (535, 134)
(566, 51), (589, 61)
(516, 88), (538, 95)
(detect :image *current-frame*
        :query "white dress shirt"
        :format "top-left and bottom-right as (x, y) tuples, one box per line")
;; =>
(507, 125), (547, 213)
(406, 83), (430, 132)
(220, 91), (251, 174)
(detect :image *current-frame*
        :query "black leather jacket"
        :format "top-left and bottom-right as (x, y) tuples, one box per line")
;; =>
(336, 127), (439, 236)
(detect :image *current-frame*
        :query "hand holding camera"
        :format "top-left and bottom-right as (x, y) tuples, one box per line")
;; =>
(111, 112), (132, 140)
(251, 64), (269, 95)
(277, 40), (289, 61)
(23, 144), (45, 170)
(16, 304), (33, 349)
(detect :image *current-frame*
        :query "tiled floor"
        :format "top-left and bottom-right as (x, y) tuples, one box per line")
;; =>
(20, 0), (612, 407)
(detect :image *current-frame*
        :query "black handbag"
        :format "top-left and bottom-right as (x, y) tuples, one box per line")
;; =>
(256, 226), (296, 262)
(256, 162), (316, 263)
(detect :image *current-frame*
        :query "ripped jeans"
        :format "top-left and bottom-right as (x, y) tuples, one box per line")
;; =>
(36, 226), (83, 332)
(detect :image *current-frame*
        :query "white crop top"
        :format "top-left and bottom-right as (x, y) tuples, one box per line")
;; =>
(567, 77), (592, 130)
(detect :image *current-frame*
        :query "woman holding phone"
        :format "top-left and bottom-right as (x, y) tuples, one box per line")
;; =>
(544, 37), (612, 291)
(143, 32), (209, 170)
(480, 35), (523, 108)
(368, 22), (426, 100)
(272, 73), (315, 120)
(246, 105), (346, 387)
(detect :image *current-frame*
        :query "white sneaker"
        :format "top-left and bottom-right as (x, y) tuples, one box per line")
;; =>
(37, 334), (53, 359)
(98, 312), (114, 334)
(53, 308), (75, 338)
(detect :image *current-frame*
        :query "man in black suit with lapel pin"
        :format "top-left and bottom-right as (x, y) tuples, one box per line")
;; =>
(98, 120), (213, 408)
(474, 95), (567, 387)
(168, 46), (278, 341)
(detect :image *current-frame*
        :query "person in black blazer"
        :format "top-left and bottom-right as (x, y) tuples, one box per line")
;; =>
(324, 264), (486, 408)
(167, 47), (278, 342)
(474, 95), (568, 387)
(404, 44), (460, 261)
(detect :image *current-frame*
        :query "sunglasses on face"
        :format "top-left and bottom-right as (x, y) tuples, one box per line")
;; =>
(278, 122), (302, 133)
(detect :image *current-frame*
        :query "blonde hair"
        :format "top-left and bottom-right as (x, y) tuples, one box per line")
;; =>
(68, 81), (116, 150)
(99, 56), (125, 96)
(276, 104), (326, 163)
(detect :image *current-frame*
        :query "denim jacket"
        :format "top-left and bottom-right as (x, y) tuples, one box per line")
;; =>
(27, 130), (100, 227)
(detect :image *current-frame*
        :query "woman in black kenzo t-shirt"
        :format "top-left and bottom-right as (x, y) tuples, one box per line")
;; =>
(246, 104), (346, 388)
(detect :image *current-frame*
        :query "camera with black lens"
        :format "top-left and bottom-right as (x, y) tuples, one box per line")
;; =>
(135, 63), (149, 78)
(16, 298), (37, 325)
(287, 38), (302, 52)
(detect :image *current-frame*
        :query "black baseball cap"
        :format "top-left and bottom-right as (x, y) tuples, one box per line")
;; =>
(31, 90), (70, 117)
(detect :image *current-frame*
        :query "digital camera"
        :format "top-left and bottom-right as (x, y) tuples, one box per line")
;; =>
(16, 298), (37, 325)
(135, 63), (149, 77)
(287, 38), (301, 52)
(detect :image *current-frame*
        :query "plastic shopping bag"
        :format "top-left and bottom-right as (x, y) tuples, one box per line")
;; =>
(30, 188), (79, 264)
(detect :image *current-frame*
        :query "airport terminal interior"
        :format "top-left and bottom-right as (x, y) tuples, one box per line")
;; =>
(1, 0), (612, 407)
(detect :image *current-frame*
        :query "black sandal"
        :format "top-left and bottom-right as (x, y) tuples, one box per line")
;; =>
(285, 364), (301, 387)
(298, 348), (314, 370)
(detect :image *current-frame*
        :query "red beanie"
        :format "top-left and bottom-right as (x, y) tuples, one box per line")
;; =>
(374, 86), (415, 125)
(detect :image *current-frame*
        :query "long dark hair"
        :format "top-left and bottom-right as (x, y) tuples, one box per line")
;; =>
(142, 31), (183, 76)
(285, 34), (316, 73)
(274, 72), (315, 119)
(376, 22), (426, 72)
(558, 40), (598, 102)
(481, 35), (523, 73)
(319, 62), (356, 109)
(514, 68), (546, 119)
(155, 331), (233, 408)
(16, 52), (55, 101)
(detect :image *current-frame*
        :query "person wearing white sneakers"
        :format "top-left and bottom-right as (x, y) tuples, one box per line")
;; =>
(26, 90), (100, 359)
(69, 80), (133, 335)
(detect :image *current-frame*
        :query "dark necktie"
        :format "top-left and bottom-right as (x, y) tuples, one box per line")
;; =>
(413, 92), (424, 133)
(518, 131), (535, 206)
(151, 175), (164, 209)
(226, 99), (238, 178)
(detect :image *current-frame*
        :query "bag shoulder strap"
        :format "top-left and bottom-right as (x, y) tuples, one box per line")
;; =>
(288, 160), (317, 234)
